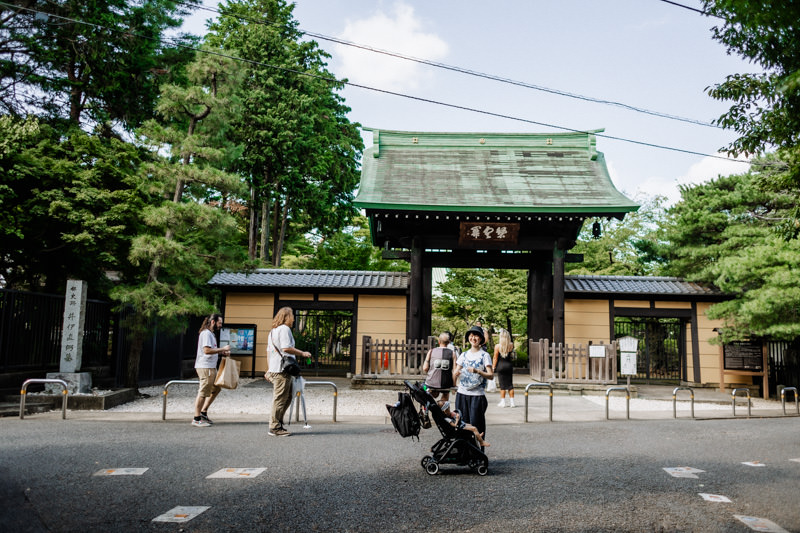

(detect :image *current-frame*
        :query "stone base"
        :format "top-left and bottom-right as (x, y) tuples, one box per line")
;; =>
(45, 372), (92, 394)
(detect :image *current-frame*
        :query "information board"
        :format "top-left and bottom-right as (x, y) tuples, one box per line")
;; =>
(723, 340), (762, 371)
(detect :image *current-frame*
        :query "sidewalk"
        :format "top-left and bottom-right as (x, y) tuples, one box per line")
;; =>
(15, 376), (796, 424)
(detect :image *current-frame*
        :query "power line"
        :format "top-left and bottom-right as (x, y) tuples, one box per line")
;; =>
(1, 1), (754, 166)
(657, 0), (708, 16)
(177, 0), (719, 129)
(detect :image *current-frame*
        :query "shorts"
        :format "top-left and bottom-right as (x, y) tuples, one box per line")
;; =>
(196, 368), (221, 397)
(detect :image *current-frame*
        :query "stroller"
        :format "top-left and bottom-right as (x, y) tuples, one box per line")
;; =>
(400, 380), (489, 476)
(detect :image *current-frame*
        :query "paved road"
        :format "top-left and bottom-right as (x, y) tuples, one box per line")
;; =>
(2, 412), (798, 532)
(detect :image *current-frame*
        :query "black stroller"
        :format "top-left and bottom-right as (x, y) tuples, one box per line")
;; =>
(402, 380), (489, 476)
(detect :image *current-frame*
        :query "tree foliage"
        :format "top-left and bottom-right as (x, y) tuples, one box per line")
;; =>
(206, 0), (363, 266)
(662, 156), (800, 341)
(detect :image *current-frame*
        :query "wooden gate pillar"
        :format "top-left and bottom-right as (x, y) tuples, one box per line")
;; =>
(409, 237), (423, 341)
(528, 255), (553, 342)
(553, 246), (565, 344)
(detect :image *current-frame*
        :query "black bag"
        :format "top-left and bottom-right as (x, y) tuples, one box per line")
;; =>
(419, 405), (432, 429)
(386, 392), (420, 440)
(280, 355), (301, 377)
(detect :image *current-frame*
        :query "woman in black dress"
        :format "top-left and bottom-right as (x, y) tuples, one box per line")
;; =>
(492, 329), (515, 407)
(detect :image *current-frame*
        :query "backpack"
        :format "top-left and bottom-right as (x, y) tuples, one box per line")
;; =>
(386, 392), (420, 440)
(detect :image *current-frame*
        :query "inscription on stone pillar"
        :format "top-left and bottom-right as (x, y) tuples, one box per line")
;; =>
(60, 279), (88, 373)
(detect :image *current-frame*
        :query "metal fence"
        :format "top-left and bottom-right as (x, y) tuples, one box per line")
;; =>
(0, 289), (111, 373)
(614, 317), (683, 382)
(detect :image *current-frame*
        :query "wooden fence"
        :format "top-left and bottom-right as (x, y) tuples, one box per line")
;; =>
(361, 336), (435, 376)
(529, 338), (618, 384)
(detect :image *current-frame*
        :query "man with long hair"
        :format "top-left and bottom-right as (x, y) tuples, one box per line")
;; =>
(193, 313), (230, 427)
(266, 307), (311, 437)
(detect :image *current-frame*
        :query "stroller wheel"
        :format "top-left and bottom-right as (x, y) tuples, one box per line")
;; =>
(421, 455), (433, 469)
(477, 462), (489, 476)
(425, 461), (440, 475)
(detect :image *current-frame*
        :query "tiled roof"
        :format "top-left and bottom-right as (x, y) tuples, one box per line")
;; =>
(355, 129), (639, 215)
(565, 275), (723, 297)
(208, 269), (409, 290)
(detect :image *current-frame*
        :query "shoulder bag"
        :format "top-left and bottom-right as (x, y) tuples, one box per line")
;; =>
(271, 331), (301, 377)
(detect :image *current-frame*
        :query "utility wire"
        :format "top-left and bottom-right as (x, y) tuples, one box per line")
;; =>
(178, 0), (719, 129)
(1, 1), (756, 166)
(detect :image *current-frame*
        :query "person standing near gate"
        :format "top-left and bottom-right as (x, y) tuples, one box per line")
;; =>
(493, 329), (516, 407)
(193, 313), (230, 427)
(453, 325), (493, 442)
(266, 307), (311, 437)
(423, 332), (455, 402)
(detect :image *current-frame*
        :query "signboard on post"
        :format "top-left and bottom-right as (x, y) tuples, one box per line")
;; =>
(618, 336), (638, 378)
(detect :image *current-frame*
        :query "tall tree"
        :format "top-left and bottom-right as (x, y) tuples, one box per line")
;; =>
(0, 0), (198, 130)
(206, 0), (363, 266)
(110, 49), (248, 387)
(703, 1), (800, 238)
(662, 156), (799, 341)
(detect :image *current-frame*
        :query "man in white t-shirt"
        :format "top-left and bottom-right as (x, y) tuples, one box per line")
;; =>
(193, 313), (230, 427)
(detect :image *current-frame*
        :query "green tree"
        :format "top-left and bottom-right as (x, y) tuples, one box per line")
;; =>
(110, 49), (248, 387)
(703, 1), (800, 238)
(206, 0), (363, 266)
(567, 195), (667, 276)
(0, 0), (198, 130)
(0, 115), (146, 294)
(662, 157), (800, 341)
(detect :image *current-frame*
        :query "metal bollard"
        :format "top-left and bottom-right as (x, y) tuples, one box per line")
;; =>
(162, 380), (200, 420)
(731, 388), (751, 418)
(294, 381), (338, 423)
(605, 386), (630, 420)
(524, 382), (553, 422)
(20, 379), (69, 420)
(672, 386), (695, 419)
(780, 386), (799, 416)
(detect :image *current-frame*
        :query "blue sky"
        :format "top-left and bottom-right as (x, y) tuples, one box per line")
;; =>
(182, 1), (758, 205)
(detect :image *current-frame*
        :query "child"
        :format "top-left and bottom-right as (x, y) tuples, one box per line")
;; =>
(440, 401), (490, 447)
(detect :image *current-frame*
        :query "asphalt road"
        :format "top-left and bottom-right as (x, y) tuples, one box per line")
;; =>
(1, 415), (799, 532)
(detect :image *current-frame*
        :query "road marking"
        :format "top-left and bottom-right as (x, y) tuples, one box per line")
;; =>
(734, 515), (789, 532)
(663, 466), (705, 479)
(699, 493), (731, 503)
(152, 506), (209, 523)
(742, 461), (766, 467)
(207, 467), (267, 479)
(93, 468), (149, 476)
(789, 458), (800, 463)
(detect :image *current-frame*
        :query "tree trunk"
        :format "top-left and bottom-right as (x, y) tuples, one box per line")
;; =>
(124, 321), (146, 389)
(274, 201), (290, 267)
(259, 198), (269, 263)
(248, 184), (257, 260)
(271, 199), (281, 266)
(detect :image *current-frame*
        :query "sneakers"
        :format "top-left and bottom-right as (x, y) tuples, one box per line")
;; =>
(200, 413), (214, 425)
(268, 427), (292, 437)
(191, 418), (211, 427)
(509, 399), (516, 408)
(497, 399), (506, 408)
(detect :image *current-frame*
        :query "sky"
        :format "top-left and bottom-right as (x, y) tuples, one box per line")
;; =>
(181, 0), (758, 206)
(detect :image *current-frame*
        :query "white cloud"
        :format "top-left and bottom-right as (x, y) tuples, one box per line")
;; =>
(333, 3), (449, 92)
(677, 152), (750, 189)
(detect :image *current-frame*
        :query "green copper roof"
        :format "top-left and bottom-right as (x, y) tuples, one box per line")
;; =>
(355, 129), (639, 215)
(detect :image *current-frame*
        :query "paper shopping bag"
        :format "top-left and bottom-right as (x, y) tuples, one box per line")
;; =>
(214, 356), (240, 389)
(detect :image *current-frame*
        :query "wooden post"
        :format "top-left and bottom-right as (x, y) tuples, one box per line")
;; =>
(553, 247), (565, 344)
(409, 238), (423, 341)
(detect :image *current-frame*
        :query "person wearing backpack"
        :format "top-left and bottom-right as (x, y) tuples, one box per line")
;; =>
(453, 325), (494, 443)
(422, 332), (455, 402)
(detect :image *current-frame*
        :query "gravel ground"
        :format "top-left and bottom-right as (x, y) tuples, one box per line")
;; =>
(96, 377), (782, 417)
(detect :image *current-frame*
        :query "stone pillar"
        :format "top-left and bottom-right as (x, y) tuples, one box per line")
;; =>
(47, 280), (92, 394)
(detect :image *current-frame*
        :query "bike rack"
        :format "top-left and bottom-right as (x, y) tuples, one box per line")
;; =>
(524, 382), (553, 422)
(780, 386), (799, 416)
(605, 386), (630, 420)
(293, 381), (338, 423)
(672, 386), (695, 419)
(731, 388), (751, 417)
(20, 379), (69, 420)
(161, 380), (199, 420)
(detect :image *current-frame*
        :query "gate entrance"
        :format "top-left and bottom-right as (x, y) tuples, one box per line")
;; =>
(614, 317), (684, 383)
(293, 309), (353, 376)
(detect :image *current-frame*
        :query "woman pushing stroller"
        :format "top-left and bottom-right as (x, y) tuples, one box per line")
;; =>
(453, 325), (494, 443)
(440, 400), (490, 447)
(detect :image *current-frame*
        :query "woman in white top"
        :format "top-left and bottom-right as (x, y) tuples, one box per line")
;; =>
(266, 307), (311, 437)
(453, 325), (494, 443)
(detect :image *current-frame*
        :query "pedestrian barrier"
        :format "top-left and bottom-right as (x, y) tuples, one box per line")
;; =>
(731, 388), (751, 417)
(780, 386), (798, 416)
(291, 381), (338, 423)
(524, 382), (553, 422)
(19, 379), (69, 420)
(672, 386), (695, 419)
(161, 380), (199, 420)
(605, 386), (630, 420)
